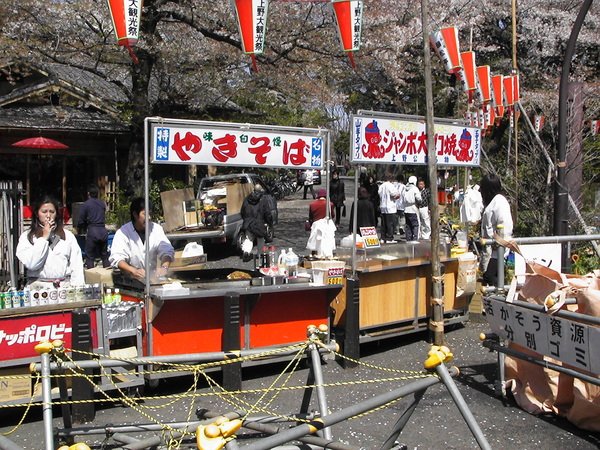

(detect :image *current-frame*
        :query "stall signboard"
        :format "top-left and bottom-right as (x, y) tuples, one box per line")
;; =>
(350, 113), (481, 167)
(359, 226), (381, 248)
(0, 310), (99, 361)
(483, 296), (600, 376)
(150, 118), (326, 170)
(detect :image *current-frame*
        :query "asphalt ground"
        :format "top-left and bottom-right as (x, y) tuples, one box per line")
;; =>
(1, 180), (599, 449)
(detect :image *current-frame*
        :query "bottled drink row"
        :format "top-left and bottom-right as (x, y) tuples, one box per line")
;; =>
(257, 246), (299, 277)
(0, 284), (103, 309)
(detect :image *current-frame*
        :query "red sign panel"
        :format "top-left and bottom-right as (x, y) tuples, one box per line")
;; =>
(0, 310), (98, 361)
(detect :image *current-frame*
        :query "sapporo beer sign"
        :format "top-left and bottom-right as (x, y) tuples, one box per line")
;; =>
(150, 118), (325, 170)
(327, 267), (345, 285)
(359, 226), (380, 248)
(483, 297), (600, 375)
(351, 113), (481, 167)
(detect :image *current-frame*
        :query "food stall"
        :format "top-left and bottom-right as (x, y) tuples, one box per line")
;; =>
(329, 111), (482, 361)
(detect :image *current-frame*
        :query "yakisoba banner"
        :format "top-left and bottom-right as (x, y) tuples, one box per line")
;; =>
(350, 113), (481, 167)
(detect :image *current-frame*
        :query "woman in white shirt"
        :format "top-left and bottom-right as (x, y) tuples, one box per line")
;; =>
(17, 196), (84, 287)
(109, 197), (174, 282)
(480, 173), (513, 286)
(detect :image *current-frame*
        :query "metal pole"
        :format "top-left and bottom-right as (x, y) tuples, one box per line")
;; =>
(351, 168), (359, 277)
(555, 0), (594, 267)
(308, 342), (332, 440)
(243, 370), (452, 450)
(512, 0), (519, 224)
(379, 390), (425, 450)
(143, 118), (151, 299)
(0, 436), (23, 450)
(41, 352), (55, 450)
(421, 0), (444, 346)
(435, 364), (491, 450)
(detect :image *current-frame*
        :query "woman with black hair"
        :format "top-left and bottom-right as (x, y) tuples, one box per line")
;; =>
(16, 195), (84, 287)
(109, 197), (174, 282)
(479, 173), (513, 286)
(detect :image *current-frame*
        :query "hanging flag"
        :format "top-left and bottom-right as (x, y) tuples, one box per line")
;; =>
(332, 0), (363, 68)
(512, 73), (520, 104)
(476, 65), (492, 105)
(534, 115), (545, 132)
(106, 0), (143, 62)
(459, 51), (477, 103)
(231, 0), (270, 71)
(503, 74), (515, 107)
(487, 107), (496, 130)
(591, 120), (600, 136)
(430, 27), (462, 74)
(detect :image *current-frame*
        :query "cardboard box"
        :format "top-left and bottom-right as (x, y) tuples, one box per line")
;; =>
(0, 366), (32, 402)
(160, 188), (195, 232)
(85, 267), (114, 287)
(169, 250), (207, 272)
(183, 200), (202, 228)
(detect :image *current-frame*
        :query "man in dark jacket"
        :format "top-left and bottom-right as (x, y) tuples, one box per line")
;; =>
(349, 187), (377, 233)
(240, 186), (274, 260)
(77, 184), (110, 269)
(329, 170), (345, 226)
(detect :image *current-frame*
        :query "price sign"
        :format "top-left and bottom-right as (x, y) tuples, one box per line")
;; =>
(359, 226), (380, 248)
(327, 267), (345, 285)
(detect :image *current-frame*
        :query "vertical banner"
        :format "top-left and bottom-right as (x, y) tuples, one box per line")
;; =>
(592, 120), (600, 136)
(476, 65), (492, 105)
(430, 27), (462, 74)
(231, 0), (269, 70)
(503, 74), (515, 107)
(332, 0), (363, 68)
(459, 51), (477, 103)
(534, 115), (545, 132)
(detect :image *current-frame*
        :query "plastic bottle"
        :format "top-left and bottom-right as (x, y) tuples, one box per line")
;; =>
(113, 288), (122, 304)
(277, 249), (288, 276)
(286, 247), (299, 278)
(260, 246), (269, 268)
(11, 289), (20, 308)
(104, 288), (113, 304)
(22, 287), (31, 308)
(268, 246), (277, 270)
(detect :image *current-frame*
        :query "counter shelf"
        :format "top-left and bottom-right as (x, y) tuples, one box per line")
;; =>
(330, 242), (471, 364)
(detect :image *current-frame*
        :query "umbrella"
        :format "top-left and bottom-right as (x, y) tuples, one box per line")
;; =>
(12, 136), (69, 150)
(12, 137), (70, 206)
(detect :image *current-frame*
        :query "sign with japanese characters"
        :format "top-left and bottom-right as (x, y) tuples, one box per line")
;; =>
(483, 297), (599, 375)
(231, 0), (269, 54)
(150, 118), (326, 169)
(0, 311), (99, 361)
(350, 113), (481, 167)
(359, 226), (381, 248)
(106, 0), (143, 47)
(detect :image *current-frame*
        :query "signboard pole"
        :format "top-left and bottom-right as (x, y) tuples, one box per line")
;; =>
(421, 0), (445, 346)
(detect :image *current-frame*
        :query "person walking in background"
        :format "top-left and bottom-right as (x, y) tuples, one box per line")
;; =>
(240, 184), (275, 261)
(378, 172), (400, 243)
(479, 173), (513, 286)
(302, 168), (316, 200)
(363, 173), (380, 226)
(402, 176), (422, 242)
(109, 197), (174, 281)
(329, 170), (345, 226)
(77, 184), (110, 269)
(17, 195), (85, 288)
(308, 188), (335, 226)
(349, 187), (377, 232)
(394, 173), (406, 238)
(416, 178), (431, 239)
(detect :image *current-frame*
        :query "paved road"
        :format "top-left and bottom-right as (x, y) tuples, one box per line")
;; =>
(1, 181), (599, 449)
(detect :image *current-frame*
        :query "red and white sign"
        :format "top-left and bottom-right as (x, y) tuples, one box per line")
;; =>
(106, 0), (143, 47)
(151, 118), (325, 169)
(231, 0), (269, 54)
(359, 226), (380, 248)
(0, 311), (98, 361)
(592, 120), (600, 135)
(350, 113), (481, 167)
(534, 115), (545, 132)
(430, 27), (462, 74)
(332, 0), (363, 66)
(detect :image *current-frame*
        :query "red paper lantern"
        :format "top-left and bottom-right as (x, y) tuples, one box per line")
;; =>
(491, 74), (504, 117)
(503, 75), (515, 107)
(476, 65), (492, 105)
(106, 0), (142, 47)
(459, 51), (477, 103)
(232, 0), (270, 71)
(430, 27), (462, 74)
(332, 0), (363, 68)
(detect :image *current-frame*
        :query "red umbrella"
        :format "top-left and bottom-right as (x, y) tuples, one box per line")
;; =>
(12, 136), (69, 150)
(12, 137), (70, 206)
